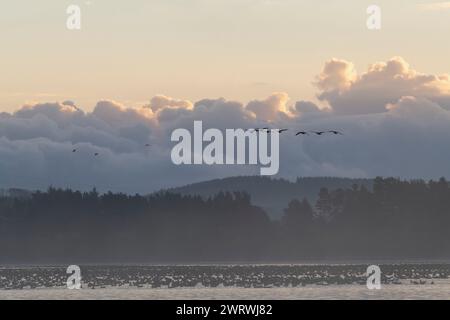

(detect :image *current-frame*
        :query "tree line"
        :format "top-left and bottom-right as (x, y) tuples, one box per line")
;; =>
(0, 177), (449, 263)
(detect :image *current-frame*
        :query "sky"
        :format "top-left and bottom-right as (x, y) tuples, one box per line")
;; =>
(1, 1), (450, 193)
(1, 0), (450, 111)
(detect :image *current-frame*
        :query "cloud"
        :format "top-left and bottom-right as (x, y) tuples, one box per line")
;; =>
(316, 56), (450, 115)
(246, 92), (291, 121)
(315, 58), (357, 92)
(292, 101), (323, 115)
(2, 57), (450, 193)
(147, 95), (193, 112)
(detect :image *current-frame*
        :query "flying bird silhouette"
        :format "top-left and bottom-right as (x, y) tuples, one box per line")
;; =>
(295, 131), (309, 136)
(278, 129), (288, 133)
(94, 153), (99, 156)
(328, 130), (343, 135)
(72, 149), (77, 153)
(312, 131), (326, 136)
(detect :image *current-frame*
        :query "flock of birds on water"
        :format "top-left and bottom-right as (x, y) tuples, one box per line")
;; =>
(70, 129), (342, 156)
(0, 264), (447, 290)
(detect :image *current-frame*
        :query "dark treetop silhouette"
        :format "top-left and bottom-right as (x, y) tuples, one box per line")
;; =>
(0, 177), (449, 263)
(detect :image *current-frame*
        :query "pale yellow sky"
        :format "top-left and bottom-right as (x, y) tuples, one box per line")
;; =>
(1, 0), (449, 112)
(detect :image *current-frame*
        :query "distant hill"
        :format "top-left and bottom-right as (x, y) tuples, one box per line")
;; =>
(166, 176), (373, 219)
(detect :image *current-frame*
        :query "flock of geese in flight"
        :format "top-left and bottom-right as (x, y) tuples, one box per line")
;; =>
(250, 128), (343, 136)
(70, 130), (342, 155)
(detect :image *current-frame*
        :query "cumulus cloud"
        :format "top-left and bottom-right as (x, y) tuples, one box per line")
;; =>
(315, 58), (357, 92)
(246, 92), (291, 121)
(316, 56), (450, 115)
(147, 95), (193, 112)
(2, 57), (450, 193)
(291, 100), (323, 116)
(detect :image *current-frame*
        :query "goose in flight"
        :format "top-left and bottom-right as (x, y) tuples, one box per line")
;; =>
(94, 153), (99, 157)
(328, 130), (343, 135)
(251, 128), (270, 133)
(295, 131), (309, 136)
(278, 129), (289, 133)
(72, 149), (77, 153)
(312, 131), (326, 136)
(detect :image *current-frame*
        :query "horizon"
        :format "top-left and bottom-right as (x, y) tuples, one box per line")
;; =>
(3, 174), (446, 195)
